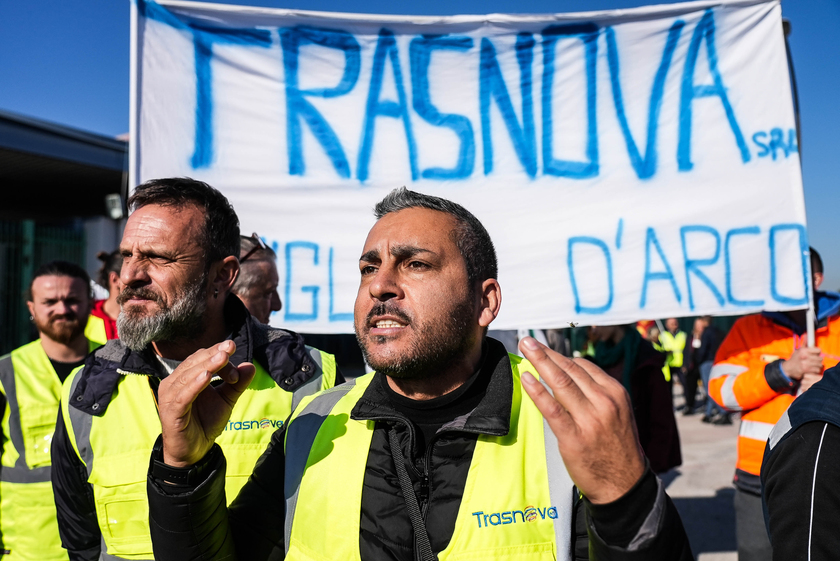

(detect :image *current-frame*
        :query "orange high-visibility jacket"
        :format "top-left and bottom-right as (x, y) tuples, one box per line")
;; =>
(709, 297), (840, 493)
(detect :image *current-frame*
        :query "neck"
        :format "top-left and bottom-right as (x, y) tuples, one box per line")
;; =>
(40, 333), (89, 363)
(103, 295), (121, 320)
(151, 304), (228, 362)
(386, 341), (483, 401)
(611, 328), (627, 346)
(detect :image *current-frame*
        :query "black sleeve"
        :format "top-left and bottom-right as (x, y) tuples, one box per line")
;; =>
(764, 360), (797, 393)
(584, 467), (694, 560)
(147, 427), (288, 561)
(227, 426), (287, 559)
(51, 406), (101, 561)
(572, 490), (588, 561)
(762, 421), (840, 561)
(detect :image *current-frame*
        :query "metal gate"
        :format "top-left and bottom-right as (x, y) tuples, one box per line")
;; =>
(0, 220), (86, 356)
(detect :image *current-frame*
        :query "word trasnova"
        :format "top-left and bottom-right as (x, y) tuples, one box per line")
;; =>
(140, 1), (786, 182)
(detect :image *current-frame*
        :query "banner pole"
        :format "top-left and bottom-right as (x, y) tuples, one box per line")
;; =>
(784, 19), (814, 347)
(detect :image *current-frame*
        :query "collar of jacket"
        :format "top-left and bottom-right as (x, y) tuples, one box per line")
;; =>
(70, 295), (317, 416)
(350, 337), (513, 437)
(762, 290), (840, 334)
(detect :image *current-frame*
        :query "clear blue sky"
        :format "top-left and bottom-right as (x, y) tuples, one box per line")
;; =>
(2, 0), (839, 287)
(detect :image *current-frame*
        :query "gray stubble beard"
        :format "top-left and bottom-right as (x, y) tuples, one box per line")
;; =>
(117, 273), (209, 352)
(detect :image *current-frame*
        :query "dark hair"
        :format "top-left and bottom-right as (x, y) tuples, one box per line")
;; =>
(96, 250), (123, 288)
(28, 261), (92, 301)
(374, 187), (498, 286)
(128, 177), (240, 265)
(810, 247), (823, 275)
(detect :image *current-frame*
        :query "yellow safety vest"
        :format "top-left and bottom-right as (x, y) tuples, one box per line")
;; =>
(61, 347), (336, 560)
(659, 331), (686, 369)
(284, 355), (575, 561)
(0, 339), (99, 561)
(84, 315), (108, 346)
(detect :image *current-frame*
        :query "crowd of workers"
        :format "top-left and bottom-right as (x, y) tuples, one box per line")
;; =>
(0, 178), (837, 560)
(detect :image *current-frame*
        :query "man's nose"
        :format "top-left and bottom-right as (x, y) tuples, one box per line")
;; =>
(120, 255), (149, 287)
(270, 290), (282, 312)
(367, 265), (403, 301)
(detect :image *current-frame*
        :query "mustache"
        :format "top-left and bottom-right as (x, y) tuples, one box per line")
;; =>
(117, 286), (164, 306)
(50, 313), (79, 323)
(366, 303), (412, 326)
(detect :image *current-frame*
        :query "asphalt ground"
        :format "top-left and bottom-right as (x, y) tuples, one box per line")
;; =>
(663, 386), (741, 561)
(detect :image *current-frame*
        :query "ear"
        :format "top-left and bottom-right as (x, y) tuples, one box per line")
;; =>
(477, 279), (501, 328)
(108, 271), (121, 290)
(209, 256), (240, 299)
(26, 300), (35, 319)
(814, 271), (824, 291)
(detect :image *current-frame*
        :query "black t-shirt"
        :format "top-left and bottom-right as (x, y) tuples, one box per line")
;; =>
(50, 357), (86, 384)
(380, 346), (492, 454)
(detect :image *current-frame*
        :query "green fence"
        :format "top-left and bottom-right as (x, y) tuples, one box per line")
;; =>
(0, 220), (86, 356)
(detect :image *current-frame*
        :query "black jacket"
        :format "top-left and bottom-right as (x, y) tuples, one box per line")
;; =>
(762, 363), (840, 560)
(51, 296), (342, 561)
(147, 338), (693, 560)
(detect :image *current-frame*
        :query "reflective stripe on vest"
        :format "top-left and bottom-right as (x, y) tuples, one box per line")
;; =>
(284, 356), (575, 560)
(739, 419), (775, 442)
(63, 347), (336, 561)
(0, 340), (96, 561)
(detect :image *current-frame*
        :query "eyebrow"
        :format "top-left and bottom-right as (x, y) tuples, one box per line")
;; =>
(359, 245), (438, 263)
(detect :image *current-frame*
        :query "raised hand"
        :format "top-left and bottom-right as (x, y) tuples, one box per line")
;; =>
(158, 340), (256, 467)
(518, 336), (645, 505)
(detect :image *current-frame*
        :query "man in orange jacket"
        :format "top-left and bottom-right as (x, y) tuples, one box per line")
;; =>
(709, 248), (840, 561)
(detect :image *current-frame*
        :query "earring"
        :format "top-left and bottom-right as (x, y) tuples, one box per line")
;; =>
(29, 315), (34, 321)
(214, 289), (219, 299)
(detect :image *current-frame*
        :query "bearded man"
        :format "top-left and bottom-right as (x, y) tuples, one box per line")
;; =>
(145, 188), (692, 560)
(0, 261), (99, 561)
(50, 177), (340, 561)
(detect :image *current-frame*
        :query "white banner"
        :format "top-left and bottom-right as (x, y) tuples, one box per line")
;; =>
(131, 0), (808, 332)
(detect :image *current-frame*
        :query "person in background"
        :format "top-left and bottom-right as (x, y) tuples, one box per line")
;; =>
(85, 249), (123, 342)
(692, 316), (727, 424)
(659, 318), (688, 402)
(0, 261), (101, 560)
(710, 248), (840, 561)
(231, 233), (282, 324)
(591, 323), (682, 474)
(681, 318), (705, 416)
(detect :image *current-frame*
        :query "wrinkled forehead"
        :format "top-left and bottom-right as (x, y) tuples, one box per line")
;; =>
(123, 203), (205, 249)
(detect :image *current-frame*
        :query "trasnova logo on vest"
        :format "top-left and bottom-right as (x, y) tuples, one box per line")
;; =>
(472, 506), (559, 528)
(224, 418), (284, 431)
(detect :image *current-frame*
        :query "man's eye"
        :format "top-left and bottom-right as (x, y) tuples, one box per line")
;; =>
(407, 261), (429, 270)
(360, 265), (377, 275)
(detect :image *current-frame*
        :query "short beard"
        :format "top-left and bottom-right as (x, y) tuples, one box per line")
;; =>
(36, 314), (85, 346)
(117, 273), (209, 352)
(356, 298), (476, 380)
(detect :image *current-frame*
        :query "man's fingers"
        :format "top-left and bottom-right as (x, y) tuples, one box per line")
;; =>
(216, 362), (256, 407)
(520, 371), (573, 431)
(519, 337), (597, 402)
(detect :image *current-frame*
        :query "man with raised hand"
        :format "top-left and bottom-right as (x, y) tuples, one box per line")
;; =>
(51, 177), (339, 561)
(147, 188), (692, 560)
(0, 261), (100, 561)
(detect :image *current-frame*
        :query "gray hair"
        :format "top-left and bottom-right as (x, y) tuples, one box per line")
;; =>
(374, 187), (498, 286)
(233, 236), (276, 297)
